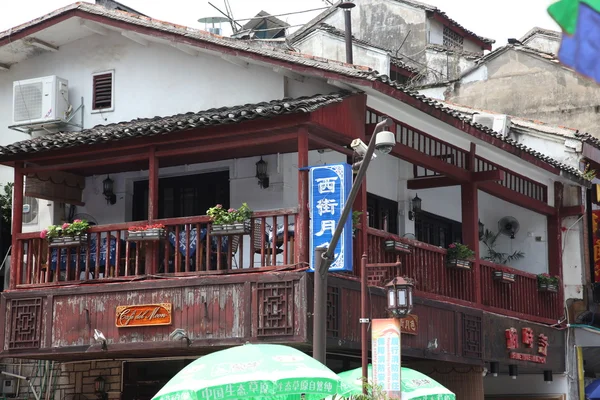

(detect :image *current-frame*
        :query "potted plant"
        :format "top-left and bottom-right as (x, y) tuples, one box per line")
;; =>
(384, 236), (411, 253)
(537, 273), (560, 293)
(207, 203), (253, 235)
(352, 211), (362, 238)
(41, 220), (90, 247)
(481, 229), (525, 265)
(127, 224), (166, 241)
(493, 270), (516, 283)
(446, 242), (475, 270)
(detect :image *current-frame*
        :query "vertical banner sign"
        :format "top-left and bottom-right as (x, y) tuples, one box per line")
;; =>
(309, 163), (353, 272)
(372, 318), (402, 399)
(593, 210), (600, 282)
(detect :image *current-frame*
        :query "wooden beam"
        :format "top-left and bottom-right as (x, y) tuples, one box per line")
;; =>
(10, 163), (24, 289)
(171, 42), (199, 56)
(26, 37), (58, 52)
(80, 20), (108, 36)
(392, 145), (471, 182)
(472, 169), (505, 182)
(297, 128), (309, 266)
(461, 183), (481, 304)
(479, 181), (556, 215)
(148, 147), (158, 222)
(22, 153), (148, 173)
(407, 176), (458, 190)
(560, 205), (585, 217)
(121, 31), (148, 46)
(308, 134), (353, 157)
(548, 182), (563, 310)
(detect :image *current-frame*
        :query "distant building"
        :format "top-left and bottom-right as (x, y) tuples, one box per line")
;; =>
(232, 10), (290, 40)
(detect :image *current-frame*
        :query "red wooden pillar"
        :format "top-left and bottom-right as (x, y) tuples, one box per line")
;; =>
(148, 148), (159, 274)
(548, 182), (563, 310)
(10, 163), (24, 289)
(462, 144), (481, 303)
(297, 128), (309, 265)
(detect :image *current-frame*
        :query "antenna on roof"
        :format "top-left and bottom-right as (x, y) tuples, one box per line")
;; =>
(223, 0), (238, 33)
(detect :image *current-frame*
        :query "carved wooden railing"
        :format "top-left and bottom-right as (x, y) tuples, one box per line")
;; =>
(13, 208), (297, 287)
(361, 227), (561, 323)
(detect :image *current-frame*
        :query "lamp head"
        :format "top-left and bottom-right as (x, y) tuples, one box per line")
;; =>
(375, 130), (395, 154)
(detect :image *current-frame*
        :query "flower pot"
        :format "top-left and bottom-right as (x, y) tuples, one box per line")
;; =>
(446, 259), (472, 270)
(142, 228), (166, 241)
(212, 221), (250, 236)
(493, 270), (515, 283)
(48, 237), (65, 247)
(127, 231), (143, 240)
(49, 235), (88, 247)
(384, 240), (412, 254)
(538, 283), (558, 293)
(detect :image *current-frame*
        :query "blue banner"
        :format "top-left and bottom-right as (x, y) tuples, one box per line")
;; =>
(309, 163), (353, 273)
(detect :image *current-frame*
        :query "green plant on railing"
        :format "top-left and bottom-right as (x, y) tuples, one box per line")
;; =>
(537, 273), (560, 286)
(481, 229), (525, 265)
(583, 163), (597, 181)
(40, 220), (90, 240)
(207, 203), (253, 225)
(446, 242), (475, 261)
(352, 211), (363, 237)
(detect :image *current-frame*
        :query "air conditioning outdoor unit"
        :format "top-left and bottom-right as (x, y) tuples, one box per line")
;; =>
(12, 75), (69, 126)
(473, 113), (512, 137)
(1, 379), (16, 395)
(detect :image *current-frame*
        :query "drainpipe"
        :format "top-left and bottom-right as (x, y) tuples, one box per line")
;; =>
(338, 0), (356, 64)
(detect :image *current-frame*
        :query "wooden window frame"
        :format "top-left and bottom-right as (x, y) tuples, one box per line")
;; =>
(91, 70), (115, 113)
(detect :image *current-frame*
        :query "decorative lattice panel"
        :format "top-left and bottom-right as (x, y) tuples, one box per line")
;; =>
(462, 314), (482, 358)
(443, 26), (464, 49)
(326, 286), (340, 338)
(8, 298), (43, 349)
(257, 281), (294, 337)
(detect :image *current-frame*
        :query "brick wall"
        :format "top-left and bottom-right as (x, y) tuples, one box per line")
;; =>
(0, 359), (122, 400)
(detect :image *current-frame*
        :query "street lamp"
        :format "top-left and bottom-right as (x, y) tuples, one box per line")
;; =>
(385, 277), (414, 318)
(313, 117), (395, 366)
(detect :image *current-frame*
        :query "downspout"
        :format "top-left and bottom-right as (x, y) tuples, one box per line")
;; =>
(338, 1), (356, 64)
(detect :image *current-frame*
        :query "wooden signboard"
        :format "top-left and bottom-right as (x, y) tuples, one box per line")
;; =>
(115, 303), (172, 328)
(400, 314), (419, 336)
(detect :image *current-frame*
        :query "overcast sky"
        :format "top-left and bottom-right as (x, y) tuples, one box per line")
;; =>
(0, 0), (559, 48)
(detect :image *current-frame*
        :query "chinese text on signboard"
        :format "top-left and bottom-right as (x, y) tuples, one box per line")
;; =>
(309, 164), (353, 272)
(505, 327), (548, 363)
(372, 319), (401, 399)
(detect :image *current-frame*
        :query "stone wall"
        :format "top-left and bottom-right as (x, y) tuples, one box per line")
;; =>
(0, 359), (122, 400)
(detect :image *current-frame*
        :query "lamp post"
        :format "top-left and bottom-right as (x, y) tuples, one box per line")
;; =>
(313, 117), (394, 365)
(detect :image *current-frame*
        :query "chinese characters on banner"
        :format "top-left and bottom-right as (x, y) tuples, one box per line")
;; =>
(505, 327), (549, 364)
(592, 211), (600, 281)
(309, 164), (353, 272)
(372, 319), (402, 399)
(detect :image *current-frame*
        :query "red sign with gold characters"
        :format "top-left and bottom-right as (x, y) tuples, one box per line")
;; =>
(593, 210), (600, 282)
(400, 315), (418, 336)
(505, 327), (548, 364)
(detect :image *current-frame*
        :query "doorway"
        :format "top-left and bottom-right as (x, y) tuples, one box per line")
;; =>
(122, 359), (193, 400)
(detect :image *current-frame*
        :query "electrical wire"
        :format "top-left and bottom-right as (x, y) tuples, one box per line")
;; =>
(232, 7), (329, 23)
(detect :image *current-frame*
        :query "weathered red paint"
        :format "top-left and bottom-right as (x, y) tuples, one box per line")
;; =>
(479, 181), (555, 216)
(407, 176), (458, 190)
(548, 182), (564, 308)
(297, 128), (309, 266)
(390, 63), (415, 78)
(10, 163), (24, 290)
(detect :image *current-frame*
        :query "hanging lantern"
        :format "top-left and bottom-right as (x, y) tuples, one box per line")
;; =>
(256, 157), (269, 189)
(385, 276), (414, 317)
(102, 175), (116, 205)
(408, 194), (422, 220)
(94, 376), (106, 393)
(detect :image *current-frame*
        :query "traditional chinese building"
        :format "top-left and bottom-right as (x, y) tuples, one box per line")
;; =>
(0, 3), (589, 400)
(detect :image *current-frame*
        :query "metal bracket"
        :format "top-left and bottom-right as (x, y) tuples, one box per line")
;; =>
(359, 318), (370, 324)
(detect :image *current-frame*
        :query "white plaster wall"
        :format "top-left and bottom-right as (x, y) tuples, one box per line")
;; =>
(462, 65), (488, 84)
(484, 374), (568, 396)
(517, 134), (581, 169)
(463, 38), (483, 53)
(524, 36), (560, 55)
(294, 31), (390, 74)
(428, 18), (444, 46)
(417, 86), (446, 100)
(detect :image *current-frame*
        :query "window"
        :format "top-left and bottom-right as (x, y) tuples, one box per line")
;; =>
(92, 70), (114, 112)
(415, 211), (462, 248)
(132, 171), (230, 221)
(367, 193), (398, 234)
(443, 26), (463, 50)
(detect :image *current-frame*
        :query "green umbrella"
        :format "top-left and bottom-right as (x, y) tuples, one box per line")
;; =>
(335, 365), (455, 400)
(152, 343), (341, 400)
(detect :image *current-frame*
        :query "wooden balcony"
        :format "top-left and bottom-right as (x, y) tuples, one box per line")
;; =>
(13, 208), (298, 288)
(358, 227), (561, 324)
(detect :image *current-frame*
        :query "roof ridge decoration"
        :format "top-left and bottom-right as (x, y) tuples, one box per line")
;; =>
(0, 92), (353, 157)
(0, 2), (584, 184)
(519, 26), (561, 43)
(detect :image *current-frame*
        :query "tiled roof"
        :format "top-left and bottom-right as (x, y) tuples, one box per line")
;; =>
(0, 2), (584, 183)
(0, 92), (350, 157)
(425, 44), (482, 60)
(575, 132), (600, 149)
(519, 27), (561, 43)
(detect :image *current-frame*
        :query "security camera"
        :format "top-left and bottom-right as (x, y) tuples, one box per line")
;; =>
(375, 130), (396, 154)
(350, 139), (377, 159)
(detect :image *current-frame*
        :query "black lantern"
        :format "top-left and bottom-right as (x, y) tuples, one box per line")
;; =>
(94, 376), (106, 398)
(408, 194), (422, 221)
(490, 361), (499, 377)
(479, 220), (485, 240)
(256, 157), (269, 189)
(102, 175), (116, 205)
(385, 276), (414, 317)
(509, 365), (518, 380)
(544, 370), (553, 384)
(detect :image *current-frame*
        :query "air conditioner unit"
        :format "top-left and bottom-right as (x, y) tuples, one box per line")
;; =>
(1, 379), (16, 395)
(22, 196), (39, 226)
(12, 75), (69, 126)
(473, 113), (512, 137)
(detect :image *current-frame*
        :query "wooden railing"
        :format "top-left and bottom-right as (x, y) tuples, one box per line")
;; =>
(361, 228), (561, 323)
(13, 208), (298, 287)
(480, 260), (560, 320)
